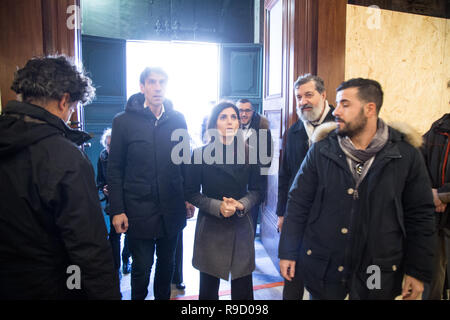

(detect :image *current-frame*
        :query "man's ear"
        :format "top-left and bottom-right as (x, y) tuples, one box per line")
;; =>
(365, 102), (377, 117)
(139, 82), (145, 93)
(58, 93), (71, 111)
(321, 90), (327, 101)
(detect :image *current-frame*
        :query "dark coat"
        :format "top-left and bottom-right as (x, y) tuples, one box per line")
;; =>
(245, 112), (273, 166)
(185, 140), (263, 280)
(421, 113), (450, 235)
(278, 122), (436, 299)
(107, 93), (188, 239)
(276, 106), (334, 216)
(0, 101), (120, 300)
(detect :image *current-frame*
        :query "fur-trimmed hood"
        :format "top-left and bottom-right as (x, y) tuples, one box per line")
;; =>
(311, 119), (423, 148)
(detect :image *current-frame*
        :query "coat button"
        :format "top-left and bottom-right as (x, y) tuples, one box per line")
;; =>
(392, 265), (397, 271)
(341, 228), (349, 234)
(347, 188), (354, 195)
(338, 266), (344, 272)
(306, 249), (312, 256)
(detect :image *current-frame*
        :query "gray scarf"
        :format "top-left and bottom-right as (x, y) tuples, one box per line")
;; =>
(338, 118), (389, 185)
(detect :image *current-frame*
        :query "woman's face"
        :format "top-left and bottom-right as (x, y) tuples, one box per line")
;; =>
(216, 107), (239, 139)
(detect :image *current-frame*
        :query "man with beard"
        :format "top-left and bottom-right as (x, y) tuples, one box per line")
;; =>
(278, 78), (435, 300)
(0, 56), (120, 299)
(276, 74), (334, 300)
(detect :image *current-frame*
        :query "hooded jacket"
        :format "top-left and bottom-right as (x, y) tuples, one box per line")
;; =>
(278, 121), (435, 299)
(0, 100), (120, 300)
(421, 113), (450, 235)
(107, 93), (188, 239)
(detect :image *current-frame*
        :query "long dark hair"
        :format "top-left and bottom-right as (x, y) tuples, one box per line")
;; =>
(204, 101), (250, 163)
(206, 101), (240, 130)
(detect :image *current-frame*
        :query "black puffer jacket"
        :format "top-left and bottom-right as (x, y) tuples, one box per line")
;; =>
(97, 148), (110, 214)
(276, 106), (334, 217)
(107, 93), (188, 239)
(279, 122), (435, 299)
(0, 101), (120, 300)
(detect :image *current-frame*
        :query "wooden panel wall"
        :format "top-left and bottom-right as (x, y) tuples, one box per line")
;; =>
(0, 0), (80, 123)
(261, 0), (347, 270)
(317, 0), (347, 98)
(0, 0), (44, 108)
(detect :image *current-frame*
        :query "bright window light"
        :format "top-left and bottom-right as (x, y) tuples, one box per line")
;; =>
(126, 40), (219, 148)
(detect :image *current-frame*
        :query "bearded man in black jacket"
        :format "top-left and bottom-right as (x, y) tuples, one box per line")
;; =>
(0, 56), (120, 300)
(108, 67), (194, 300)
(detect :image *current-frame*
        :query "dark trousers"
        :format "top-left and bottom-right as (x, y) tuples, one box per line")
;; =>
(282, 262), (305, 300)
(199, 272), (253, 300)
(424, 233), (448, 300)
(128, 233), (179, 300)
(172, 231), (183, 284)
(109, 216), (130, 271)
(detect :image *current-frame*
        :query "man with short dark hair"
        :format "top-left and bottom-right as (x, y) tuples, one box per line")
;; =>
(108, 67), (194, 300)
(0, 55), (120, 299)
(279, 78), (435, 300)
(276, 74), (334, 300)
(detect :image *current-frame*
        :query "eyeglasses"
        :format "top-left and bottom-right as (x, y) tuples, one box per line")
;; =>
(239, 109), (253, 114)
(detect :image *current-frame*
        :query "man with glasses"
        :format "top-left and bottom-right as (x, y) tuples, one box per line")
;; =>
(236, 99), (272, 236)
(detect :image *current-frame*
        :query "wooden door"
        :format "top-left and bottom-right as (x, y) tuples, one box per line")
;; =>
(219, 43), (263, 111)
(81, 35), (127, 174)
(260, 0), (321, 270)
(260, 0), (286, 271)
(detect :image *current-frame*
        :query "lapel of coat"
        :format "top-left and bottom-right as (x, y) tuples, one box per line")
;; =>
(203, 141), (247, 184)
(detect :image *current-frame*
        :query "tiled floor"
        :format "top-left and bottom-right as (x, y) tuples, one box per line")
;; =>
(118, 216), (288, 300)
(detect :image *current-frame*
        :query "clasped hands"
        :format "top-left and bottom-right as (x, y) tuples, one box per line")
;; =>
(220, 197), (244, 218)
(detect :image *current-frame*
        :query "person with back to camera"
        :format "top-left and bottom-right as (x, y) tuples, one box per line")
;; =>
(0, 55), (120, 299)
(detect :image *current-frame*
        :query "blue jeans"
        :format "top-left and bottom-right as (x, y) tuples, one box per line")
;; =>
(128, 233), (179, 300)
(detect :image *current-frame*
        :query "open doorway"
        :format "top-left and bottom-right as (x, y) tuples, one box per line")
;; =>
(126, 40), (219, 148)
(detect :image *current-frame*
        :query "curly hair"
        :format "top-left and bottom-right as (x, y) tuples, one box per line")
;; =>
(11, 55), (96, 105)
(294, 74), (326, 94)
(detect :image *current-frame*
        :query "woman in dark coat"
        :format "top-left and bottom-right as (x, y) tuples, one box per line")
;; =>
(185, 102), (263, 300)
